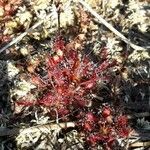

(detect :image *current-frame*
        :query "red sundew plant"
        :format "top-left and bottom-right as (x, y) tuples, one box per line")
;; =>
(20, 37), (117, 113)
(79, 107), (130, 149)
(16, 36), (131, 149)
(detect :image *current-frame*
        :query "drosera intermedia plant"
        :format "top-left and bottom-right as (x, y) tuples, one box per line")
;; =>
(78, 106), (131, 149)
(17, 36), (117, 113)
(16, 36), (131, 149)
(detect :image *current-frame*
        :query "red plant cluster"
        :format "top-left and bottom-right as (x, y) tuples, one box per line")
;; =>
(78, 106), (130, 149)
(16, 37), (130, 149)
(23, 37), (116, 113)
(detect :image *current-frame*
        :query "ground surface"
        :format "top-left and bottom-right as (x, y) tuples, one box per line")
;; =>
(0, 0), (150, 150)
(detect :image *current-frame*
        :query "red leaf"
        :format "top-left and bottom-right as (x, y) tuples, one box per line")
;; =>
(118, 127), (130, 138)
(53, 37), (65, 51)
(86, 112), (97, 122)
(96, 60), (117, 73)
(16, 100), (34, 106)
(87, 134), (101, 145)
(84, 122), (93, 131)
(117, 115), (128, 126)
(39, 93), (55, 106)
(31, 74), (45, 87)
(102, 106), (111, 118)
(57, 107), (70, 116)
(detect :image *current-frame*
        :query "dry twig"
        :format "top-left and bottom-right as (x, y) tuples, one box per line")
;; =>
(127, 112), (150, 119)
(129, 141), (150, 147)
(0, 122), (75, 137)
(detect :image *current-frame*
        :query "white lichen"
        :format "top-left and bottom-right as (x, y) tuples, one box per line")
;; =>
(7, 61), (20, 79)
(11, 79), (36, 97)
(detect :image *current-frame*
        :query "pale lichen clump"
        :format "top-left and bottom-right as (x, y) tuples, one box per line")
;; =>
(16, 6), (33, 29)
(129, 50), (150, 62)
(128, 0), (149, 32)
(10, 79), (36, 98)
